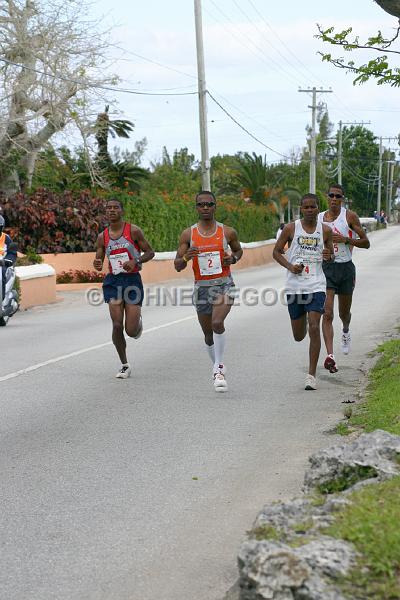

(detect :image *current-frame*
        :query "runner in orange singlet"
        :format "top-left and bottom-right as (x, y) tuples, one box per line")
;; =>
(175, 191), (243, 392)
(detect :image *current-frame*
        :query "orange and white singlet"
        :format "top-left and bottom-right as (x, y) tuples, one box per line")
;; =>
(190, 221), (231, 285)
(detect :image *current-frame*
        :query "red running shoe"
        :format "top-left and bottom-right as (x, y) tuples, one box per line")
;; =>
(324, 354), (338, 373)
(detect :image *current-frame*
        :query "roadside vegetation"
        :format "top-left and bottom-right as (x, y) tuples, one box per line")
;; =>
(328, 337), (400, 599)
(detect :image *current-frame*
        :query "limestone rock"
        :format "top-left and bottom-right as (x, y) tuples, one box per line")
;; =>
(304, 430), (400, 492)
(238, 540), (311, 600)
(238, 539), (351, 600)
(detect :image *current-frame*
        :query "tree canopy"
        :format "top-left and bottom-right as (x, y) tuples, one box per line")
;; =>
(0, 0), (119, 193)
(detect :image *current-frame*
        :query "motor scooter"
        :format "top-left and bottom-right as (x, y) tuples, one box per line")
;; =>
(0, 242), (19, 326)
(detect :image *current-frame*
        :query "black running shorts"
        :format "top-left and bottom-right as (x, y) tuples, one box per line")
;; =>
(322, 261), (356, 295)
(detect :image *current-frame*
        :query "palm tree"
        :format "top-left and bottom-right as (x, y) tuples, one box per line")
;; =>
(110, 161), (149, 191)
(236, 152), (269, 204)
(95, 105), (135, 169)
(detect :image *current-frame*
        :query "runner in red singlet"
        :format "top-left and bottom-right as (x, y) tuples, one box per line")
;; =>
(93, 199), (154, 379)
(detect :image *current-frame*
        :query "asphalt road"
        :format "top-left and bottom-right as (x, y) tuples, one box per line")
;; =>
(1, 227), (399, 600)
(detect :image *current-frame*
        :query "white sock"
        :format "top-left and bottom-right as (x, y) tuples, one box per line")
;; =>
(206, 344), (215, 363)
(213, 332), (226, 370)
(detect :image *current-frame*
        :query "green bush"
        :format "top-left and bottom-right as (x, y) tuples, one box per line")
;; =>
(16, 246), (43, 266)
(112, 190), (277, 251)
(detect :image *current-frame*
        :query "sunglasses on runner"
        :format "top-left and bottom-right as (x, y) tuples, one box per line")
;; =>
(196, 201), (215, 208)
(328, 193), (343, 199)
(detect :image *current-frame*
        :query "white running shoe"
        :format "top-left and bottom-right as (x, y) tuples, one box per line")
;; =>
(213, 365), (228, 392)
(341, 331), (351, 355)
(305, 374), (317, 390)
(133, 316), (143, 340)
(116, 364), (132, 379)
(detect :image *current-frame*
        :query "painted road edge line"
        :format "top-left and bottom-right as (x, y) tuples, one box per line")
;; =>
(0, 315), (195, 382)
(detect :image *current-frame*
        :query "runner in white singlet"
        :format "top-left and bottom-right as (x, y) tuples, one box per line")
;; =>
(318, 184), (370, 373)
(273, 194), (334, 390)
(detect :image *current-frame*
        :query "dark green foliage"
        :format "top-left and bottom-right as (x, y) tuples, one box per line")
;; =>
(16, 247), (43, 265)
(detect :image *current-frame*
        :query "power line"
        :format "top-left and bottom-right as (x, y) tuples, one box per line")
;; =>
(206, 90), (297, 161)
(207, 88), (292, 143)
(231, 0), (305, 87)
(343, 162), (379, 183)
(243, 0), (361, 122)
(205, 0), (301, 88)
(0, 57), (198, 96)
(114, 47), (197, 80)
(246, 0), (322, 83)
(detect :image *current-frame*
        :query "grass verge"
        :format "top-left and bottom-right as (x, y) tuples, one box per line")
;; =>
(324, 476), (400, 599)
(336, 338), (400, 436)
(328, 336), (400, 598)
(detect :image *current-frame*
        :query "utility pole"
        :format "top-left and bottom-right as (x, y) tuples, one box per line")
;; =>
(299, 87), (332, 193)
(385, 158), (391, 216)
(194, 0), (211, 191)
(377, 137), (397, 214)
(377, 137), (383, 214)
(338, 120), (343, 186)
(387, 161), (395, 221)
(337, 121), (370, 186)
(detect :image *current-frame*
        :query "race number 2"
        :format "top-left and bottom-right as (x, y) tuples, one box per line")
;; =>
(198, 251), (222, 276)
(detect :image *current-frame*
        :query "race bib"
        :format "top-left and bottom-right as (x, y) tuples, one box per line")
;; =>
(109, 251), (130, 275)
(198, 251), (222, 276)
(295, 257), (317, 279)
(333, 243), (349, 260)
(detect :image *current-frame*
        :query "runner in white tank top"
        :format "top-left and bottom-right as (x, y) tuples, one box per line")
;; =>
(318, 184), (370, 374)
(273, 193), (334, 391)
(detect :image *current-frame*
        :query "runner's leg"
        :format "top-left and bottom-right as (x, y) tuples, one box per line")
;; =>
(338, 293), (352, 333)
(197, 313), (215, 363)
(307, 311), (322, 377)
(211, 294), (232, 368)
(322, 289), (335, 355)
(124, 303), (142, 337)
(290, 314), (307, 342)
(109, 300), (127, 364)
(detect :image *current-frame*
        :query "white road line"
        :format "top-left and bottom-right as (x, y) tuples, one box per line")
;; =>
(0, 315), (195, 383)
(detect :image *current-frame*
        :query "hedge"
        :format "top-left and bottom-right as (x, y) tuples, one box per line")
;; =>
(3, 189), (277, 253)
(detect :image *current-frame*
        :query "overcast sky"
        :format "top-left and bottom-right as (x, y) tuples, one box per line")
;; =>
(90, 0), (400, 166)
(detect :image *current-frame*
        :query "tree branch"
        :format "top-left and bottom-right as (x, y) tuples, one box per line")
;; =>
(374, 0), (400, 19)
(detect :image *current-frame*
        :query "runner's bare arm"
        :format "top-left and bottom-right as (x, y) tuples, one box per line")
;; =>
(347, 212), (370, 249)
(322, 226), (334, 261)
(93, 233), (105, 271)
(273, 223), (302, 274)
(223, 226), (243, 265)
(174, 228), (198, 272)
(131, 226), (155, 264)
